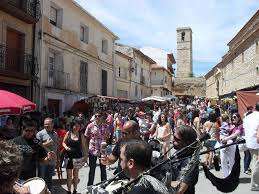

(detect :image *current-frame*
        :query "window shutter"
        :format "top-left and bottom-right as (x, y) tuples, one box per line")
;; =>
(57, 9), (63, 28)
(50, 7), (57, 23)
(84, 26), (89, 43)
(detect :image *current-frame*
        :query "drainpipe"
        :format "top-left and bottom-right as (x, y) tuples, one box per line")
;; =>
(112, 40), (115, 97)
(31, 4), (37, 102)
(39, 0), (44, 109)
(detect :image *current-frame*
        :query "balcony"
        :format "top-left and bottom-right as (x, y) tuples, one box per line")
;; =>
(0, 0), (41, 24)
(151, 79), (164, 86)
(0, 44), (38, 79)
(47, 69), (70, 90)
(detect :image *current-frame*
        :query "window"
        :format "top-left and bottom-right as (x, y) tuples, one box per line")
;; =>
(101, 70), (107, 96)
(181, 31), (185, 41)
(165, 76), (167, 83)
(119, 67), (121, 77)
(102, 39), (108, 54)
(80, 61), (88, 93)
(80, 25), (89, 43)
(135, 63), (137, 76)
(49, 3), (63, 28)
(241, 52), (244, 63)
(141, 89), (143, 96)
(48, 50), (64, 89)
(80, 26), (84, 41)
(50, 7), (57, 26)
(135, 85), (138, 96)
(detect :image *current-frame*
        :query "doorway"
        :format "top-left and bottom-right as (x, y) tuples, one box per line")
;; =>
(48, 99), (61, 117)
(6, 28), (25, 73)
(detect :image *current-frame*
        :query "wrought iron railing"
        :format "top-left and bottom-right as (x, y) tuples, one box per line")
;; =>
(8, 0), (41, 18)
(47, 68), (70, 90)
(0, 0), (41, 23)
(0, 44), (38, 78)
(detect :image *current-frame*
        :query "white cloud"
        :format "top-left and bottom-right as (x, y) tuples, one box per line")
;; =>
(75, 0), (259, 75)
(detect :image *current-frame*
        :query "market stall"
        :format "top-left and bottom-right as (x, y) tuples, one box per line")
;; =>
(71, 95), (131, 117)
(236, 90), (259, 118)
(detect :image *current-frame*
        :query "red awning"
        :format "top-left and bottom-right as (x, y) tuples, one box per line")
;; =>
(236, 90), (259, 118)
(0, 90), (36, 116)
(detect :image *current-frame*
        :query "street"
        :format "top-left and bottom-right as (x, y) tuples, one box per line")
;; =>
(52, 152), (255, 194)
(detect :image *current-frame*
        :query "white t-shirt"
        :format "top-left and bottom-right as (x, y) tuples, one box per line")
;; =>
(139, 118), (147, 128)
(244, 111), (259, 149)
(153, 110), (161, 123)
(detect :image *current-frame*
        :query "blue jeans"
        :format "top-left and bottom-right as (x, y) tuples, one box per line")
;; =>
(87, 153), (107, 186)
(38, 164), (55, 191)
(244, 149), (251, 171)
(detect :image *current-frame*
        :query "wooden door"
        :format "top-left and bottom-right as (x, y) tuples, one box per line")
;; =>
(6, 28), (25, 73)
(48, 99), (60, 117)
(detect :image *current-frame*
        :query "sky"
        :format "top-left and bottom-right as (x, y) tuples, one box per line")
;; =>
(75, 0), (259, 76)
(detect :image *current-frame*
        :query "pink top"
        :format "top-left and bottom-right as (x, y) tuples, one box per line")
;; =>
(85, 122), (110, 156)
(115, 117), (123, 131)
(230, 124), (244, 142)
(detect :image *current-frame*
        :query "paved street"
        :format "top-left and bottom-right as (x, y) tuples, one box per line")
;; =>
(53, 152), (256, 194)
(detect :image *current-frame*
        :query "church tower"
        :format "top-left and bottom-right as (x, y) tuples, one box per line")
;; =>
(176, 27), (193, 77)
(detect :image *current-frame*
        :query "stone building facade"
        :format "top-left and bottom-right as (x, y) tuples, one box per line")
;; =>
(205, 11), (259, 99)
(38, 0), (118, 116)
(115, 43), (155, 100)
(151, 64), (173, 96)
(114, 50), (131, 98)
(0, 0), (41, 101)
(176, 27), (193, 78)
(172, 27), (206, 96)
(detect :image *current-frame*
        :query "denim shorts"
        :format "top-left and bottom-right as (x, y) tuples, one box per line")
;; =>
(204, 139), (217, 149)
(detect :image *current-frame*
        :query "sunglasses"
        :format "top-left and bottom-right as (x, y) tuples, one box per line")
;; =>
(232, 115), (237, 119)
(95, 115), (101, 118)
(173, 135), (182, 142)
(24, 129), (34, 133)
(122, 130), (136, 135)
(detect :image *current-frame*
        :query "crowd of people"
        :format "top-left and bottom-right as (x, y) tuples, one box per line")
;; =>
(0, 99), (259, 194)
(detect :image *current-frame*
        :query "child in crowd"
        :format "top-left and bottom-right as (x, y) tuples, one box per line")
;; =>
(219, 114), (231, 143)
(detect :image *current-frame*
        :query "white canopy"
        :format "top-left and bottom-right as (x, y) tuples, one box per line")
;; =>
(141, 96), (166, 102)
(142, 95), (179, 102)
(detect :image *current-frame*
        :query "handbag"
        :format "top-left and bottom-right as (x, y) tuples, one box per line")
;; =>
(237, 136), (247, 152)
(62, 155), (69, 168)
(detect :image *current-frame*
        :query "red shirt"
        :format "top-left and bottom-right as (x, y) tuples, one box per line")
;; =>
(57, 128), (67, 151)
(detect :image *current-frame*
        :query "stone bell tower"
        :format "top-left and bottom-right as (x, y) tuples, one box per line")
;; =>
(176, 27), (193, 77)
